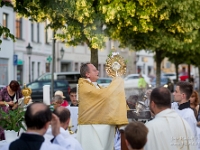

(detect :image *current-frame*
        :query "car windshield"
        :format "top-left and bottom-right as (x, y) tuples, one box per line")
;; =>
(152, 78), (167, 82)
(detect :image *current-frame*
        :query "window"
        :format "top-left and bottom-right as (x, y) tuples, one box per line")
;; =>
(46, 63), (50, 72)
(37, 23), (40, 43)
(16, 18), (22, 39)
(31, 22), (34, 42)
(166, 62), (171, 68)
(74, 62), (78, 71)
(32, 62), (35, 81)
(3, 13), (8, 39)
(37, 62), (40, 77)
(44, 20), (52, 44)
(44, 20), (48, 43)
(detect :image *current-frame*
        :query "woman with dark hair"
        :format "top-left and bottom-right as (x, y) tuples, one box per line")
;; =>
(190, 91), (199, 118)
(0, 80), (23, 140)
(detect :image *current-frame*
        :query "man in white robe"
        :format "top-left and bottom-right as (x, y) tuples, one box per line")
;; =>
(144, 87), (197, 150)
(44, 107), (83, 150)
(1, 103), (70, 150)
(172, 81), (197, 138)
(77, 63), (128, 150)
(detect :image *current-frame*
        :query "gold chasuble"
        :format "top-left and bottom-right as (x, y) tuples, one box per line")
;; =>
(78, 77), (128, 125)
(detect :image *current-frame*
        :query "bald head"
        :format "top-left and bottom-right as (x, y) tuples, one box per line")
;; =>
(25, 102), (52, 129)
(31, 103), (48, 115)
(53, 107), (70, 124)
(150, 87), (171, 108)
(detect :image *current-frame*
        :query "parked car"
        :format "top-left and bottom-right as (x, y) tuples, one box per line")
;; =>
(35, 72), (81, 88)
(162, 73), (176, 83)
(97, 78), (112, 87)
(151, 77), (174, 92)
(25, 80), (71, 102)
(124, 74), (151, 89)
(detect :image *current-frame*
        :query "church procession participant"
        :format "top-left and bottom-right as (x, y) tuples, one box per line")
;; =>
(77, 63), (128, 150)
(125, 122), (148, 150)
(44, 107), (83, 150)
(144, 87), (197, 150)
(1, 102), (72, 150)
(69, 87), (78, 107)
(172, 81), (198, 138)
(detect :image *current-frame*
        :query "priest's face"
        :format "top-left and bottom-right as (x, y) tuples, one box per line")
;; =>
(86, 64), (99, 82)
(173, 86), (183, 103)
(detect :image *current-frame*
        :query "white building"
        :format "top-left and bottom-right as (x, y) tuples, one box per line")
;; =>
(136, 50), (155, 76)
(0, 6), (15, 85)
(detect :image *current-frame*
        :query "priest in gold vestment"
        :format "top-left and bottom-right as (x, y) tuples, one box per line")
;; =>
(76, 63), (128, 150)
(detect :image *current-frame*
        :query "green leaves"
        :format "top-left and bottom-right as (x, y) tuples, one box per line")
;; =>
(0, 108), (26, 132)
(0, 25), (15, 47)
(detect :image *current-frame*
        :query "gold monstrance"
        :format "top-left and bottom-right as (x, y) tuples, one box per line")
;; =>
(105, 52), (126, 77)
(22, 84), (32, 105)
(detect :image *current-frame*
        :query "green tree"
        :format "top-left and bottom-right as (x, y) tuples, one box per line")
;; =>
(102, 0), (200, 86)
(13, 0), (108, 68)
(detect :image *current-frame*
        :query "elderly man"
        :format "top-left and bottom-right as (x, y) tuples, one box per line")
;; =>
(1, 102), (69, 150)
(45, 107), (83, 150)
(144, 87), (197, 150)
(77, 63), (128, 150)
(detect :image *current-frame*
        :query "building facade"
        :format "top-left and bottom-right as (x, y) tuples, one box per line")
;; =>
(0, 6), (14, 85)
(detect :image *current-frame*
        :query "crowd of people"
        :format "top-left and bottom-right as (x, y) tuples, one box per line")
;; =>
(0, 63), (200, 150)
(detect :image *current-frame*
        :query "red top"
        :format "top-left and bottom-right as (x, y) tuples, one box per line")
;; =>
(180, 75), (188, 81)
(61, 100), (68, 107)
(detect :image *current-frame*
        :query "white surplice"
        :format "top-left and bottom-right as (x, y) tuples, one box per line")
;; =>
(171, 102), (198, 138)
(44, 127), (83, 150)
(144, 109), (197, 150)
(76, 79), (116, 150)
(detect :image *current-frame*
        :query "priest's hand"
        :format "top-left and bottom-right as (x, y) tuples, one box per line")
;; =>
(51, 114), (61, 137)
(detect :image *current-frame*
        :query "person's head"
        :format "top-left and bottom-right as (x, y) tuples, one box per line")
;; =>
(54, 90), (65, 99)
(69, 87), (77, 105)
(80, 63), (99, 82)
(189, 91), (199, 107)
(52, 95), (63, 109)
(25, 102), (52, 134)
(150, 87), (171, 115)
(173, 81), (193, 104)
(9, 80), (20, 92)
(125, 122), (148, 150)
(53, 107), (70, 130)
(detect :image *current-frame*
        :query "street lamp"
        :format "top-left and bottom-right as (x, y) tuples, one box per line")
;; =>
(57, 47), (65, 61)
(26, 43), (32, 83)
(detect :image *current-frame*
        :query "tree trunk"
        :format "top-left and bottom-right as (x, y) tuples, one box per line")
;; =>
(198, 66), (200, 92)
(175, 62), (179, 82)
(155, 50), (164, 87)
(90, 48), (98, 69)
(188, 64), (191, 82)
